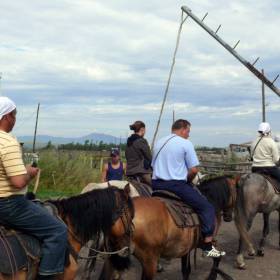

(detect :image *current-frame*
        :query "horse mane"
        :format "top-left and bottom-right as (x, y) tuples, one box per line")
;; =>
(48, 187), (133, 244)
(198, 176), (229, 191)
(197, 175), (231, 212)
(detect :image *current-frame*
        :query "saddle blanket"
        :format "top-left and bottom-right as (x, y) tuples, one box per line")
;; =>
(0, 227), (40, 275)
(152, 190), (200, 228)
(0, 201), (59, 276)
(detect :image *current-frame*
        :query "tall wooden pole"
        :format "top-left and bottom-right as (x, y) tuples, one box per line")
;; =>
(262, 69), (266, 122)
(32, 103), (40, 153)
(181, 6), (280, 97)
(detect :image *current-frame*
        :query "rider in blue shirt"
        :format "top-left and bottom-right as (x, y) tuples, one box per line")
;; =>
(152, 119), (225, 258)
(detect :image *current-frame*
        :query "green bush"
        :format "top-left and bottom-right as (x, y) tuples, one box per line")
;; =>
(29, 150), (101, 197)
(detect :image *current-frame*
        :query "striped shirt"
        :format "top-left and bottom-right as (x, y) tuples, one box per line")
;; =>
(0, 131), (27, 197)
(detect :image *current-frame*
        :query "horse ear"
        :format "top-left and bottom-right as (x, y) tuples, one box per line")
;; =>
(124, 183), (130, 197)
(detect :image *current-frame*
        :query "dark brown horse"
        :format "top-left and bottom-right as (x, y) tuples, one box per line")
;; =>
(0, 186), (134, 280)
(105, 176), (238, 280)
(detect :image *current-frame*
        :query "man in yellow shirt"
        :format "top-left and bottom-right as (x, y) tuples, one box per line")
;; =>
(0, 97), (67, 280)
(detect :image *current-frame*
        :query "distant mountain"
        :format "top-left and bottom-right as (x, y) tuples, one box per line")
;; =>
(18, 133), (126, 147)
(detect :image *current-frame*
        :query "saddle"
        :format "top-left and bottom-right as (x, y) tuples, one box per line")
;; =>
(130, 180), (152, 197)
(152, 190), (200, 228)
(0, 201), (63, 277)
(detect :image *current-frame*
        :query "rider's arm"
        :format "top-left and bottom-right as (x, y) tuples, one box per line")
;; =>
(138, 138), (152, 162)
(187, 166), (199, 183)
(101, 163), (108, 182)
(9, 166), (39, 189)
(271, 141), (280, 164)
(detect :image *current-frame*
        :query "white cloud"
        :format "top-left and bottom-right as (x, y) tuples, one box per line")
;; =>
(1, 0), (279, 146)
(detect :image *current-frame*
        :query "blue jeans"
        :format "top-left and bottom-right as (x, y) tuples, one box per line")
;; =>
(0, 195), (67, 275)
(152, 180), (215, 237)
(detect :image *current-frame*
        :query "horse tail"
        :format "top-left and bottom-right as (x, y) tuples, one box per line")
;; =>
(234, 174), (254, 252)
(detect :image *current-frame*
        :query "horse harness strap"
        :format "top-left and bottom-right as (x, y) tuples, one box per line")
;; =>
(262, 174), (280, 194)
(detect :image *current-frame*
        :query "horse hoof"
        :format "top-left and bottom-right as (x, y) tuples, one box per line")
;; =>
(157, 263), (164, 273)
(236, 262), (247, 270)
(257, 249), (264, 257)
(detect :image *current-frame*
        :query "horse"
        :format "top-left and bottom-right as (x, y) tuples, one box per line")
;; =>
(0, 186), (134, 280)
(234, 172), (280, 269)
(103, 176), (238, 280)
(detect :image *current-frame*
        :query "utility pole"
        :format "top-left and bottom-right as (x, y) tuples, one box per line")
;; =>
(0, 73), (2, 96)
(172, 109), (175, 123)
(262, 69), (266, 122)
(32, 103), (40, 153)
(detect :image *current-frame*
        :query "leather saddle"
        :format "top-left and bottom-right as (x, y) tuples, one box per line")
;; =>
(152, 190), (200, 228)
(0, 201), (61, 276)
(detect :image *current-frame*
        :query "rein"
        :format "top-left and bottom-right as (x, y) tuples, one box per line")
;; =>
(66, 227), (130, 260)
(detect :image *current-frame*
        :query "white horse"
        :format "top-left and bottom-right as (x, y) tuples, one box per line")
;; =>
(81, 180), (141, 197)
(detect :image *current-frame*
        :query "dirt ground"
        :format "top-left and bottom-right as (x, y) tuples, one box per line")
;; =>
(77, 211), (280, 280)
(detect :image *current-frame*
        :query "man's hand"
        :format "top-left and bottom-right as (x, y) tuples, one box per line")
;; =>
(187, 167), (199, 183)
(26, 165), (39, 179)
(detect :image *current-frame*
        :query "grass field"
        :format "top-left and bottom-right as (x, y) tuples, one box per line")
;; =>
(26, 149), (104, 198)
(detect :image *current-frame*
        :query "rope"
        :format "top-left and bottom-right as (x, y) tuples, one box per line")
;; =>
(151, 11), (188, 149)
(78, 245), (130, 260)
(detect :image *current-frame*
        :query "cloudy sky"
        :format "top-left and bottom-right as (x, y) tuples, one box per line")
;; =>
(0, 0), (279, 146)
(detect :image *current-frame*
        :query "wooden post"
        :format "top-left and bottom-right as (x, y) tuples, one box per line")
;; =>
(33, 103), (40, 153)
(100, 157), (104, 173)
(262, 69), (266, 122)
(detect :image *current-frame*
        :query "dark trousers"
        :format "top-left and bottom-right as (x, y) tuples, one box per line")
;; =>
(0, 195), (67, 275)
(152, 180), (215, 237)
(252, 166), (280, 181)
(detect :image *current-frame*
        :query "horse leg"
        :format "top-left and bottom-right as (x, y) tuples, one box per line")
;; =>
(257, 213), (270, 256)
(235, 214), (256, 269)
(141, 256), (158, 280)
(207, 257), (234, 280)
(98, 258), (122, 280)
(213, 213), (222, 246)
(278, 210), (280, 248)
(181, 253), (191, 280)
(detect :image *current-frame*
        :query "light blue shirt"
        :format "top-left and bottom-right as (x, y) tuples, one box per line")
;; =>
(152, 134), (199, 180)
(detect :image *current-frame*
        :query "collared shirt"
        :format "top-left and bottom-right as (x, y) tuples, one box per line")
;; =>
(0, 131), (27, 197)
(152, 134), (199, 180)
(251, 135), (280, 167)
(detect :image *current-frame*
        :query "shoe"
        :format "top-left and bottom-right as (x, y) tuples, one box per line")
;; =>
(202, 245), (226, 258)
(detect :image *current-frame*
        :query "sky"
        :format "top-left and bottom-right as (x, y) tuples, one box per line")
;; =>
(0, 0), (279, 147)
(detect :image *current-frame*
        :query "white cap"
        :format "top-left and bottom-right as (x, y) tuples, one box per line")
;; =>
(0, 97), (16, 120)
(258, 122), (271, 135)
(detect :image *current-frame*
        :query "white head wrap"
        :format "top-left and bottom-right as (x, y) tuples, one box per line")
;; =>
(274, 134), (280, 142)
(258, 122), (271, 135)
(0, 97), (16, 120)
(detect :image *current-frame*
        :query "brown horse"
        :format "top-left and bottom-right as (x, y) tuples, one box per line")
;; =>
(105, 176), (238, 280)
(0, 186), (134, 280)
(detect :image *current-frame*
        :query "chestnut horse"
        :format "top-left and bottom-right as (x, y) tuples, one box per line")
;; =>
(105, 176), (238, 280)
(0, 186), (134, 280)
